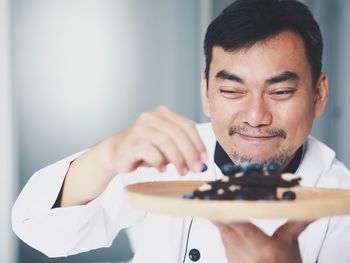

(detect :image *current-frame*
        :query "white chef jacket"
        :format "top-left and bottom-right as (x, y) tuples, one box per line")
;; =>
(12, 123), (350, 263)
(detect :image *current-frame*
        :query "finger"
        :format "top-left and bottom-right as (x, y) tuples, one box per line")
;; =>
(120, 140), (166, 173)
(143, 128), (188, 175)
(214, 221), (244, 243)
(273, 220), (314, 241)
(214, 222), (268, 251)
(134, 141), (167, 172)
(228, 222), (270, 241)
(147, 115), (204, 172)
(215, 222), (273, 263)
(219, 221), (273, 258)
(213, 222), (247, 262)
(214, 222), (262, 240)
(221, 236), (246, 263)
(154, 107), (208, 161)
(138, 109), (204, 173)
(127, 111), (189, 174)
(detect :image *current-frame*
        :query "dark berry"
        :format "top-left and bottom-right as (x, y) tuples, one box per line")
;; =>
(267, 161), (280, 174)
(183, 193), (194, 199)
(282, 191), (296, 200)
(220, 163), (240, 175)
(251, 163), (263, 171)
(262, 192), (277, 200)
(202, 194), (212, 200)
(240, 162), (249, 172)
(241, 162), (262, 173)
(201, 163), (208, 172)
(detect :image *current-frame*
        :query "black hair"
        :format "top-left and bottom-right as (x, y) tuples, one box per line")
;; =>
(204, 0), (323, 87)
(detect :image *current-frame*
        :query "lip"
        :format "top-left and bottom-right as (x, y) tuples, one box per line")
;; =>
(237, 133), (276, 143)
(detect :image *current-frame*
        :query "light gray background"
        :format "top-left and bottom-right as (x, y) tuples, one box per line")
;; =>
(11, 1), (205, 262)
(3, 0), (350, 262)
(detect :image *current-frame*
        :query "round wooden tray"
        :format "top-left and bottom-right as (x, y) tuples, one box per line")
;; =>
(124, 181), (350, 221)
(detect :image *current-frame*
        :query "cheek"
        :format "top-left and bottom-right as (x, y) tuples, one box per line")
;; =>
(209, 98), (238, 125)
(207, 99), (228, 135)
(274, 99), (315, 142)
(208, 99), (243, 146)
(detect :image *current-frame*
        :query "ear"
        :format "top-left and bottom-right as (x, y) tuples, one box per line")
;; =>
(313, 72), (329, 118)
(201, 72), (211, 118)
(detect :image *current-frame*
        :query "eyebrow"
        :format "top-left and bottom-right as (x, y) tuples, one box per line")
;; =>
(265, 71), (300, 85)
(215, 70), (299, 85)
(215, 70), (244, 83)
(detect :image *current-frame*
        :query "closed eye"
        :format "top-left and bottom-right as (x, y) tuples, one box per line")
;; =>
(219, 88), (245, 98)
(274, 90), (295, 95)
(220, 90), (239, 93)
(269, 88), (296, 99)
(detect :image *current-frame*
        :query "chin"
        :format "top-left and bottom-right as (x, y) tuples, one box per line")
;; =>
(228, 148), (293, 166)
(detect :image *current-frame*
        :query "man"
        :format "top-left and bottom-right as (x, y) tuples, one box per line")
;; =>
(12, 0), (350, 262)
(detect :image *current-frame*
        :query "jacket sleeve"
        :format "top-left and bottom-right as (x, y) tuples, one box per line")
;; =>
(317, 215), (350, 263)
(317, 160), (350, 263)
(11, 151), (146, 257)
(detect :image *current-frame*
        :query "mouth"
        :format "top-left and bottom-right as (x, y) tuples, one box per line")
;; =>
(237, 133), (277, 142)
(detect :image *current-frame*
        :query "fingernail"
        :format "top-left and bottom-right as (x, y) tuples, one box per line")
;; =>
(193, 162), (203, 173)
(201, 152), (208, 162)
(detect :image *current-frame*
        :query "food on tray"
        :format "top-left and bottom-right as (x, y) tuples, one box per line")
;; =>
(183, 162), (301, 201)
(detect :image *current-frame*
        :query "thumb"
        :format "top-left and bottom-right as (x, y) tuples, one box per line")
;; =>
(273, 220), (314, 242)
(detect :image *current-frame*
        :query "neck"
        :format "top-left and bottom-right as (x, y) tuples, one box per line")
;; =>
(214, 143), (304, 174)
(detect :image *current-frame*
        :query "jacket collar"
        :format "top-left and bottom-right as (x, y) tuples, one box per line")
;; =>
(214, 141), (303, 174)
(296, 136), (335, 187)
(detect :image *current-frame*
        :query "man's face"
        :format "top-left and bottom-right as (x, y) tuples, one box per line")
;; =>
(201, 31), (328, 166)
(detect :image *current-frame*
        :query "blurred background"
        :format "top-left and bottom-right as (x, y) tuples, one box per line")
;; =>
(1, 0), (349, 262)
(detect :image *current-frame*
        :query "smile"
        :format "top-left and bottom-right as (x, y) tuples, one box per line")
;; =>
(237, 133), (277, 143)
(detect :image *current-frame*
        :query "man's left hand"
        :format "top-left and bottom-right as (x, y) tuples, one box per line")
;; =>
(214, 221), (312, 263)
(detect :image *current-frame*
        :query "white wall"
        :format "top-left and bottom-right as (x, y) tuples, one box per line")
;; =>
(305, 0), (350, 167)
(12, 0), (202, 178)
(12, 0), (202, 262)
(0, 0), (17, 262)
(334, 0), (350, 166)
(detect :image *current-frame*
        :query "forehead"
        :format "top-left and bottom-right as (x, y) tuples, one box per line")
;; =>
(210, 31), (311, 81)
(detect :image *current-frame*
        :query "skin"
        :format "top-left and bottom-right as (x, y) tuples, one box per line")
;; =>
(201, 31), (328, 168)
(60, 106), (208, 206)
(58, 30), (328, 261)
(214, 221), (312, 263)
(202, 31), (328, 262)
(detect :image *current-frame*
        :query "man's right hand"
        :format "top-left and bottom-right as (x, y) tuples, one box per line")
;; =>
(59, 106), (208, 207)
(104, 106), (208, 175)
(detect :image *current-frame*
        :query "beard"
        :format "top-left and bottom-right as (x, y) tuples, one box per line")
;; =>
(228, 147), (294, 166)
(226, 124), (292, 165)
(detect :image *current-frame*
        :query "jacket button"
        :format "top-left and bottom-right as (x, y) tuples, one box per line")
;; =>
(188, 248), (200, 261)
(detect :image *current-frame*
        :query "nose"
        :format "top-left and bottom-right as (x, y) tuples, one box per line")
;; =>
(242, 95), (272, 128)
